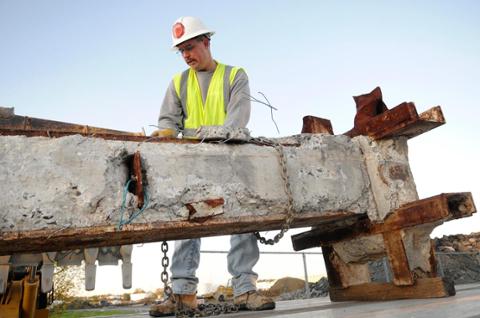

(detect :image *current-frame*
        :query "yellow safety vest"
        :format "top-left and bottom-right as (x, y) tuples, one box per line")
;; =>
(173, 62), (242, 130)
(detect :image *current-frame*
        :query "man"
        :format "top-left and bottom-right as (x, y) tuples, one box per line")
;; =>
(149, 16), (275, 317)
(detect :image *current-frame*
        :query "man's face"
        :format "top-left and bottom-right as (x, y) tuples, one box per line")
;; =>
(177, 36), (211, 71)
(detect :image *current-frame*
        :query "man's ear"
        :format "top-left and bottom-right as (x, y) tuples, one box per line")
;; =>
(203, 37), (210, 49)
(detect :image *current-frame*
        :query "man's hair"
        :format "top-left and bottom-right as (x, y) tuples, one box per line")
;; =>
(194, 34), (211, 42)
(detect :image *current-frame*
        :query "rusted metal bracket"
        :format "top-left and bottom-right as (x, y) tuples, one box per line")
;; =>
(297, 101), (470, 301)
(291, 192), (476, 250)
(296, 193), (474, 301)
(343, 87), (445, 140)
(301, 116), (334, 135)
(292, 193), (475, 300)
(300, 87), (445, 140)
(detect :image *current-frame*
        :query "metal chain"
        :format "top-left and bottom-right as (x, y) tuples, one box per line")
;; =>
(250, 137), (296, 245)
(175, 301), (239, 318)
(160, 241), (239, 318)
(160, 241), (173, 301)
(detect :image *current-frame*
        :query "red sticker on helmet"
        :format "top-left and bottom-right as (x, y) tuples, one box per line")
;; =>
(173, 22), (185, 39)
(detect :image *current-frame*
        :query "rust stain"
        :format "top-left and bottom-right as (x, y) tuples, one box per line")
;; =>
(185, 198), (225, 222)
(185, 203), (197, 216)
(132, 151), (144, 208)
(203, 198), (225, 208)
(377, 164), (389, 185)
(389, 165), (409, 181)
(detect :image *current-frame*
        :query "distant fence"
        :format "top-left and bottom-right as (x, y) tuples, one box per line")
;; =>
(200, 250), (323, 298)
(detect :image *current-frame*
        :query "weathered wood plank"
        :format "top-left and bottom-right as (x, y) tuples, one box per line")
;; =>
(329, 277), (455, 301)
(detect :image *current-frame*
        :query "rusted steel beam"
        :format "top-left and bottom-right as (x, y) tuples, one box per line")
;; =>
(428, 242), (439, 278)
(132, 151), (144, 208)
(376, 106), (445, 139)
(291, 192), (476, 250)
(329, 277), (455, 302)
(322, 246), (343, 288)
(0, 129), (195, 144)
(291, 215), (370, 251)
(365, 104), (445, 140)
(373, 192), (476, 232)
(301, 116), (334, 135)
(0, 211), (357, 256)
(0, 107), (143, 136)
(343, 87), (445, 140)
(383, 230), (414, 286)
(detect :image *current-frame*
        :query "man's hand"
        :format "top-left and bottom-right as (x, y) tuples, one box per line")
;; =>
(150, 128), (177, 138)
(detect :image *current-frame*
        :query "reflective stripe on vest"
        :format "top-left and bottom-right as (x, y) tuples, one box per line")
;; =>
(173, 63), (242, 130)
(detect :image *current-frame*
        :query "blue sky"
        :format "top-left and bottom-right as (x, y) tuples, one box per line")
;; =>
(1, 0), (479, 295)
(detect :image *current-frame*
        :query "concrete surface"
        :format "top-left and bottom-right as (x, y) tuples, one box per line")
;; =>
(76, 283), (480, 318)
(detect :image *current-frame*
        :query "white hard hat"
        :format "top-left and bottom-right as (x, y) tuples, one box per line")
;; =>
(171, 16), (215, 49)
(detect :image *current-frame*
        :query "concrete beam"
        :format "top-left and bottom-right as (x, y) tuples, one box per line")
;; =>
(0, 134), (376, 255)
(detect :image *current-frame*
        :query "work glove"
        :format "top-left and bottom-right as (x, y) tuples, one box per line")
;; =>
(150, 128), (177, 138)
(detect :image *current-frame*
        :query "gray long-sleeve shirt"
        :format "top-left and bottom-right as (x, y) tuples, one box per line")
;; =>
(158, 65), (251, 133)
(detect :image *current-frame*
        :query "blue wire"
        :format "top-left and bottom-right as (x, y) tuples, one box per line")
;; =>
(118, 179), (149, 230)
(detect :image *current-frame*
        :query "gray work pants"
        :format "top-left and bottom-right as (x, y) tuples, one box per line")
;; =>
(170, 233), (259, 297)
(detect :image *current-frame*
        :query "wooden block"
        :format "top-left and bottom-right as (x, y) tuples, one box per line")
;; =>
(329, 277), (455, 302)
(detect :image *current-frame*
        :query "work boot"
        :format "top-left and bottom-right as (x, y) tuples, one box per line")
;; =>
(149, 294), (197, 317)
(234, 290), (275, 311)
